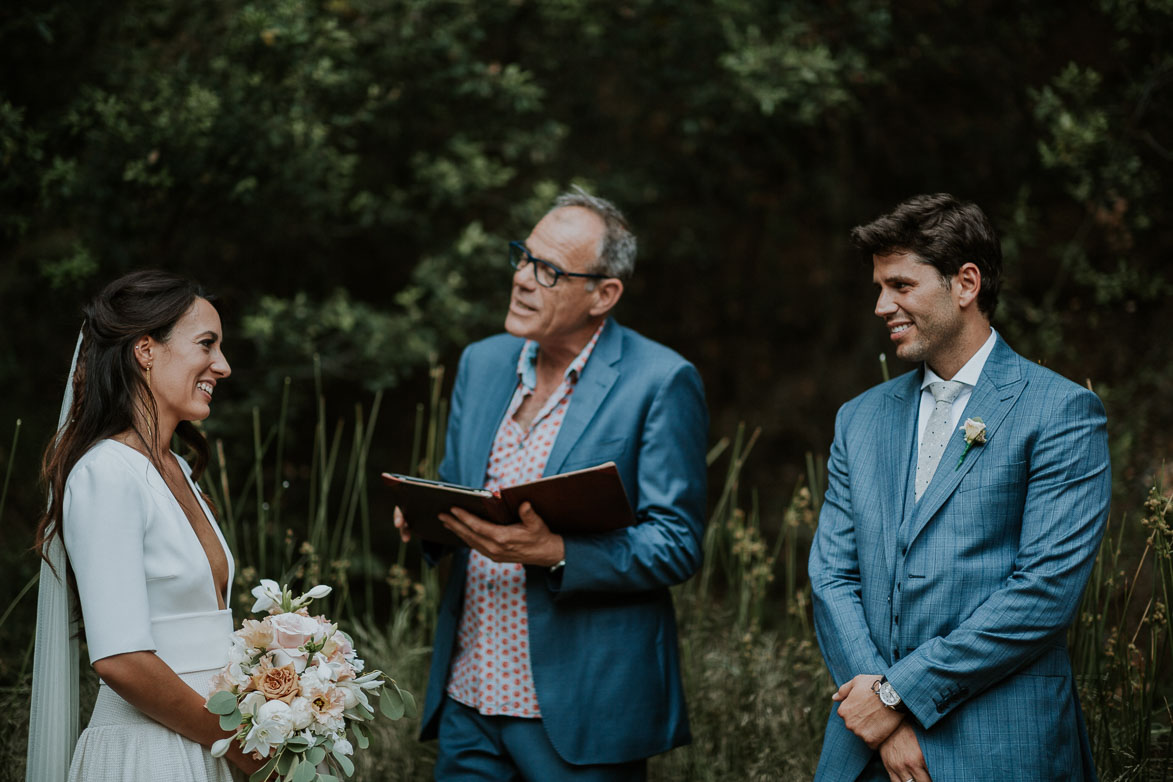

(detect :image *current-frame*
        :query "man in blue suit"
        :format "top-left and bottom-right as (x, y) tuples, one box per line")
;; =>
(808, 193), (1110, 781)
(395, 187), (708, 780)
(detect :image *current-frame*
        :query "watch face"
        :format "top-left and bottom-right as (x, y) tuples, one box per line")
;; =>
(878, 682), (901, 707)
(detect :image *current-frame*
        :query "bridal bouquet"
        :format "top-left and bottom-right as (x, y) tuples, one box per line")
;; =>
(205, 580), (415, 781)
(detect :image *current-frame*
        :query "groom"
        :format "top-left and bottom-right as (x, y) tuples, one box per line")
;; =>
(808, 193), (1110, 781)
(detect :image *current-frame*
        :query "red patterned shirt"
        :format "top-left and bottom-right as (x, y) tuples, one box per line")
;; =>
(445, 322), (606, 718)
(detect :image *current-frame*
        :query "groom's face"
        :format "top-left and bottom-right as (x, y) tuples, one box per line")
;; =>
(873, 251), (965, 374)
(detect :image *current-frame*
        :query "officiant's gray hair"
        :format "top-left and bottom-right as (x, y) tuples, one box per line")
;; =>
(553, 186), (637, 281)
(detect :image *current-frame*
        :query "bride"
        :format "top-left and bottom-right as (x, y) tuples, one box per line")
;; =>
(26, 270), (264, 780)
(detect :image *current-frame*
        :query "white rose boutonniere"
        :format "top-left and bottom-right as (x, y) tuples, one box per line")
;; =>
(956, 417), (987, 469)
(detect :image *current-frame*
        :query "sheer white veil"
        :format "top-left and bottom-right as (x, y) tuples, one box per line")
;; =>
(25, 329), (84, 782)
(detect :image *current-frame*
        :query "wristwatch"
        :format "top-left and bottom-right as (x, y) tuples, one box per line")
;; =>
(872, 676), (907, 713)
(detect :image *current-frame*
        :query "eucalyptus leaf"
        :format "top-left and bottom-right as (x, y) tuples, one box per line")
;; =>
(277, 750), (294, 775)
(306, 746), (326, 765)
(351, 721), (369, 750)
(401, 688), (418, 718)
(332, 750), (355, 777)
(206, 690), (239, 715)
(286, 736), (312, 749)
(379, 687), (405, 720)
(290, 760), (317, 782)
(219, 709), (241, 732)
(250, 754), (280, 782)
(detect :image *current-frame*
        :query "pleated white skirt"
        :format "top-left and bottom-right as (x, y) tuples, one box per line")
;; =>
(67, 668), (240, 782)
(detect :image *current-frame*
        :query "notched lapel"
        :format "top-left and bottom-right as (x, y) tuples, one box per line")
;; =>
(909, 340), (1027, 544)
(466, 345), (523, 484)
(880, 372), (922, 576)
(544, 320), (622, 476)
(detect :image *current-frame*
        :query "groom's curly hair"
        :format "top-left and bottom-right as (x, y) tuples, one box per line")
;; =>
(850, 193), (1003, 320)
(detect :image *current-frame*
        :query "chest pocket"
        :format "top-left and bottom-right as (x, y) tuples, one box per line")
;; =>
(559, 436), (631, 473)
(957, 459), (1028, 495)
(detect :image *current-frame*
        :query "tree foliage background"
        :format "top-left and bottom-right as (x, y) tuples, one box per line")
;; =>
(2, 0), (1171, 704)
(2, 0), (1172, 777)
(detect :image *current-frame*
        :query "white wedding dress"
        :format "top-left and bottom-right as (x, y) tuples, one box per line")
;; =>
(61, 439), (237, 782)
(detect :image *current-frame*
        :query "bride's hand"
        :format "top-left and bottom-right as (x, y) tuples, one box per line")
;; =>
(225, 744), (269, 777)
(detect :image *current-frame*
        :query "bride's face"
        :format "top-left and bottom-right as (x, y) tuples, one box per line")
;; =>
(145, 297), (231, 427)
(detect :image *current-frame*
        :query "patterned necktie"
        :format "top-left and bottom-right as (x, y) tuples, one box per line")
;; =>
(915, 380), (965, 501)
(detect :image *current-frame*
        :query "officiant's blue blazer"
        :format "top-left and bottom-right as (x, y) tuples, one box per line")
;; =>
(417, 318), (709, 765)
(809, 336), (1110, 781)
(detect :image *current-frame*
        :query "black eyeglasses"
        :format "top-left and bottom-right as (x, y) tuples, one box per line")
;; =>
(508, 241), (610, 288)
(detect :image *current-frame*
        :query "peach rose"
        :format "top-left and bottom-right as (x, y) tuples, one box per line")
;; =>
(252, 662), (300, 704)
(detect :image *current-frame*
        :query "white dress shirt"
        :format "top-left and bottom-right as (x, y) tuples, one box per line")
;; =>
(917, 328), (998, 444)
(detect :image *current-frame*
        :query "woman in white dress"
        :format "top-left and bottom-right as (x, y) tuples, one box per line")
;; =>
(28, 270), (264, 781)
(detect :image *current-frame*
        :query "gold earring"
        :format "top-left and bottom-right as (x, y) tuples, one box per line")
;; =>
(146, 363), (152, 389)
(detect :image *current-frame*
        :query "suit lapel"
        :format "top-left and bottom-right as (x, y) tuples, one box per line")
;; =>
(907, 339), (1027, 545)
(464, 343), (523, 485)
(544, 319), (622, 476)
(881, 370), (922, 578)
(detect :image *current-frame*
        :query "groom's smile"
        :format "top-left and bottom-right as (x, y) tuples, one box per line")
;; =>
(873, 251), (971, 377)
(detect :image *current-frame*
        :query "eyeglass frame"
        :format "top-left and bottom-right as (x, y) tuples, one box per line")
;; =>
(508, 241), (612, 288)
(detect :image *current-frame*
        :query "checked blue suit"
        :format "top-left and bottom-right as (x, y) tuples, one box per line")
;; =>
(418, 318), (709, 765)
(809, 336), (1110, 781)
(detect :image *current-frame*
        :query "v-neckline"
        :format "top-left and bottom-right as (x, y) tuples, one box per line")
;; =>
(104, 438), (231, 610)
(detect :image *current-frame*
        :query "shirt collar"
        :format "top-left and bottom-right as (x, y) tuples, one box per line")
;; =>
(516, 320), (607, 392)
(921, 327), (998, 390)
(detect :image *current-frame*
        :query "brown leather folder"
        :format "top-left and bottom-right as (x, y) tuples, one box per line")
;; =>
(381, 462), (636, 546)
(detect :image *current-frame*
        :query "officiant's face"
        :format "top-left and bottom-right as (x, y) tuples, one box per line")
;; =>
(150, 297), (232, 425)
(873, 251), (965, 371)
(505, 206), (606, 346)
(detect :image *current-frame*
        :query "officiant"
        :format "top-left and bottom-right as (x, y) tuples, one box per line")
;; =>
(393, 186), (709, 781)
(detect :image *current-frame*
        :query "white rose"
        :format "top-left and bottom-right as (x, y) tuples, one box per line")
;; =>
(242, 700), (294, 758)
(961, 417), (987, 444)
(268, 647), (309, 673)
(288, 697), (314, 731)
(239, 691), (267, 718)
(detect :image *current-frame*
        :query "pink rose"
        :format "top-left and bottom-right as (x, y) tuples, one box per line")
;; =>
(267, 612), (323, 650)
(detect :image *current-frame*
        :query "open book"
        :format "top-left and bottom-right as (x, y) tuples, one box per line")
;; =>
(381, 462), (636, 546)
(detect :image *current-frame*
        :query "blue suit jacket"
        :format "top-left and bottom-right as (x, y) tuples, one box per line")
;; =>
(418, 318), (709, 765)
(809, 336), (1110, 781)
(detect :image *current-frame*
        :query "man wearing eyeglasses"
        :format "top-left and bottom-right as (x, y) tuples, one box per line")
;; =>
(396, 187), (708, 781)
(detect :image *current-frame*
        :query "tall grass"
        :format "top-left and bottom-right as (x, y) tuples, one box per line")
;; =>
(1, 370), (1170, 780)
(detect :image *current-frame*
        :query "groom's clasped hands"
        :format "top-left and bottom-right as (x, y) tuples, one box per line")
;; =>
(833, 674), (930, 782)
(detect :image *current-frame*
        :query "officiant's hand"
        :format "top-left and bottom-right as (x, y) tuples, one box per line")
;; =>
(440, 501), (566, 567)
(393, 506), (412, 543)
(832, 674), (904, 748)
(879, 722), (931, 782)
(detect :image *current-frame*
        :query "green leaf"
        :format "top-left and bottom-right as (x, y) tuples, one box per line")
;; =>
(285, 735), (312, 749)
(250, 754), (280, 782)
(317, 776), (340, 782)
(332, 750), (355, 777)
(351, 721), (369, 750)
(401, 687), (418, 718)
(277, 750), (294, 775)
(206, 690), (239, 715)
(379, 687), (405, 720)
(218, 708), (242, 732)
(290, 760), (317, 782)
(306, 745), (326, 765)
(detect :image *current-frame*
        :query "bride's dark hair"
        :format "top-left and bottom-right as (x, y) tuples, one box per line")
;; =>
(35, 270), (216, 566)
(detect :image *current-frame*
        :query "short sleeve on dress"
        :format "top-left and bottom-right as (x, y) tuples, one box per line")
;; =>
(62, 451), (157, 664)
